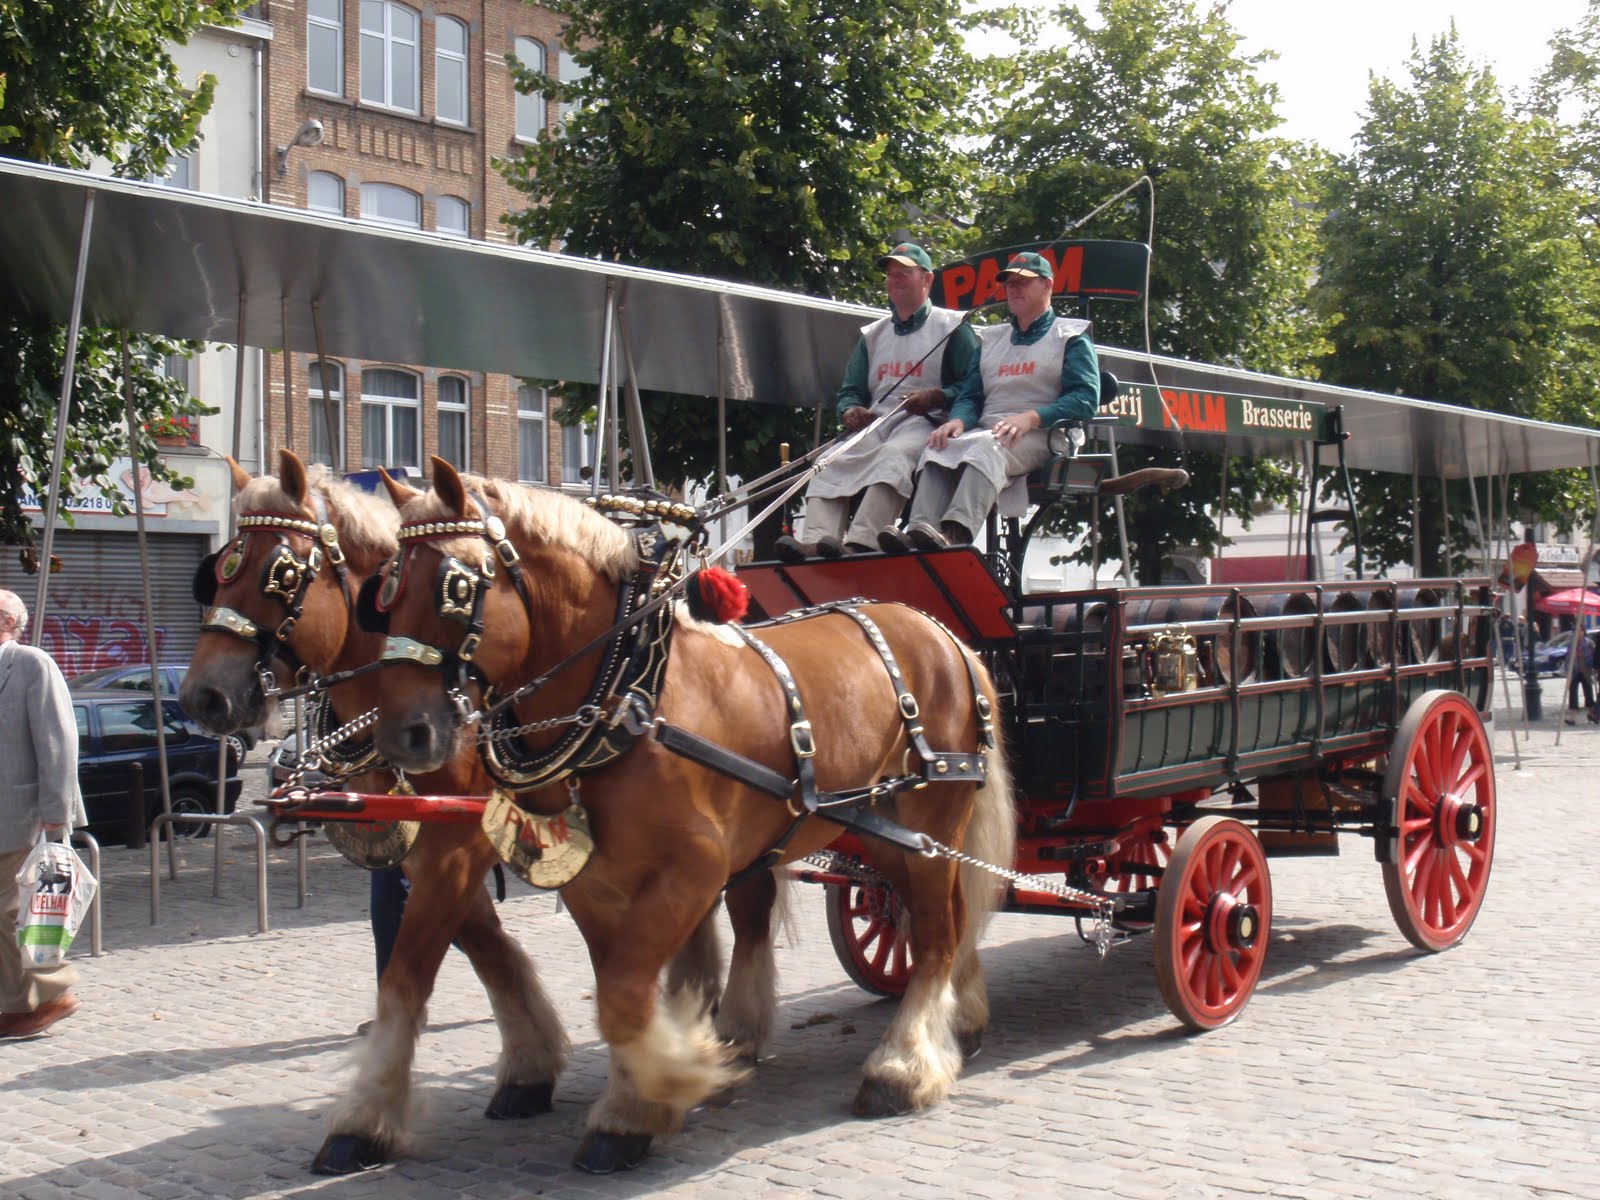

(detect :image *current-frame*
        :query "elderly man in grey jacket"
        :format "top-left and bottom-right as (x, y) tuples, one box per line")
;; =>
(0, 588), (87, 1038)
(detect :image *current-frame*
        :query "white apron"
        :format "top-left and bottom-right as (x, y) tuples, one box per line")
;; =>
(810, 306), (968, 501)
(918, 317), (1089, 516)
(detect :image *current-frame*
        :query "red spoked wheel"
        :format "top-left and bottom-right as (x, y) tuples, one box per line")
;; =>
(1154, 816), (1272, 1031)
(826, 881), (912, 997)
(1104, 828), (1170, 895)
(1381, 690), (1496, 952)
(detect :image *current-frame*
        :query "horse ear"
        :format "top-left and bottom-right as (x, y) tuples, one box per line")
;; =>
(225, 456), (252, 494)
(379, 466), (420, 509)
(430, 456), (469, 518)
(277, 448), (309, 506)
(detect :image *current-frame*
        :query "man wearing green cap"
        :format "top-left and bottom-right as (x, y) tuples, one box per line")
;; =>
(881, 250), (1100, 551)
(774, 242), (979, 561)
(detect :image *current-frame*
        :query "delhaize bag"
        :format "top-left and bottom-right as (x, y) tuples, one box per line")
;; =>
(15, 833), (98, 969)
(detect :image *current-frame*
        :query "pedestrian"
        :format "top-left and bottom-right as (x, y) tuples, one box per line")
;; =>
(0, 588), (88, 1038)
(1570, 627), (1597, 724)
(774, 241), (978, 560)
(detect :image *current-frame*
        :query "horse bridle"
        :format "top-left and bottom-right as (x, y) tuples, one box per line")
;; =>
(192, 493), (356, 696)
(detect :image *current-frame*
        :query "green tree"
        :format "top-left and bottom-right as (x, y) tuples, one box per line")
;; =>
(0, 0), (247, 546)
(499, 0), (981, 512)
(973, 0), (1331, 582)
(1316, 28), (1597, 574)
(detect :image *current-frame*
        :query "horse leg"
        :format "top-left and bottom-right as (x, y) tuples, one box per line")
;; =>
(452, 873), (570, 1119)
(663, 903), (722, 1019)
(714, 869), (784, 1064)
(570, 882), (749, 1175)
(852, 852), (966, 1118)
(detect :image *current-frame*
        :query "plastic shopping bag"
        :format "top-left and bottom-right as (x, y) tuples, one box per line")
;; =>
(14, 834), (98, 969)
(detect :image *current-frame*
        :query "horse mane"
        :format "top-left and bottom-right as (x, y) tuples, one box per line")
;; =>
(406, 476), (639, 581)
(238, 464), (399, 558)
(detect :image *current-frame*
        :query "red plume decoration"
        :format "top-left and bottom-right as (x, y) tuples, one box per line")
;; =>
(685, 567), (748, 624)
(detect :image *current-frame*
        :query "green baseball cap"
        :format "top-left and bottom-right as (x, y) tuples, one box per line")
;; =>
(877, 242), (933, 271)
(996, 251), (1054, 281)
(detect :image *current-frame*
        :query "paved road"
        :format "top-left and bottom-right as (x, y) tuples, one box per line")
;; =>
(4, 680), (1598, 1199)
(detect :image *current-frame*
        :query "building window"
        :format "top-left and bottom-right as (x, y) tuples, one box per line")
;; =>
(309, 360), (345, 469)
(308, 0), (343, 95)
(437, 195), (469, 237)
(152, 153), (194, 190)
(360, 0), (420, 113)
(561, 418), (592, 485)
(307, 171), (344, 215)
(360, 182), (421, 228)
(512, 37), (546, 142)
(435, 16), (468, 125)
(438, 375), (469, 470)
(558, 45), (589, 134)
(517, 384), (546, 482)
(361, 368), (420, 470)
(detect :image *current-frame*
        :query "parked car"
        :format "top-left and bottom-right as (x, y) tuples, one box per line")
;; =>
(68, 662), (269, 751)
(1533, 631), (1573, 677)
(266, 729), (335, 791)
(72, 690), (242, 840)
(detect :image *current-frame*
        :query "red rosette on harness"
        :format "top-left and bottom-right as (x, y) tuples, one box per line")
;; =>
(685, 566), (748, 624)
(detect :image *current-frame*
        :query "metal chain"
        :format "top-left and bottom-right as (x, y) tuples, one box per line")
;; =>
(280, 705), (381, 791)
(475, 703), (603, 745)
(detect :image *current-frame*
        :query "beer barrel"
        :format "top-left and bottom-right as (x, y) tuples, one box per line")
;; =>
(1364, 587), (1398, 667)
(1123, 592), (1258, 684)
(1324, 591), (1367, 672)
(1396, 586), (1442, 663)
(1260, 592), (1317, 678)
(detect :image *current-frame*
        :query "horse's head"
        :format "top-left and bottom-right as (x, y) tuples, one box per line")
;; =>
(369, 457), (638, 773)
(180, 449), (396, 735)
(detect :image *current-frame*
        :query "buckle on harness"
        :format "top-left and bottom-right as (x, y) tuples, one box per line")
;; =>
(460, 631), (482, 662)
(789, 720), (816, 759)
(898, 692), (920, 720)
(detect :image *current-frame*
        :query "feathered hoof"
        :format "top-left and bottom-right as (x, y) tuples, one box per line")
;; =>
(957, 1028), (984, 1059)
(311, 1133), (389, 1175)
(572, 1131), (653, 1175)
(485, 1080), (555, 1120)
(851, 1076), (919, 1119)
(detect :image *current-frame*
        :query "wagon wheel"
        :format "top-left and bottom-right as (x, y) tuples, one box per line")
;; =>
(825, 881), (912, 997)
(1104, 829), (1169, 895)
(1153, 816), (1272, 1031)
(1381, 690), (1496, 952)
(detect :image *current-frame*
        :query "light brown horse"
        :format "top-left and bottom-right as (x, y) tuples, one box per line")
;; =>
(369, 459), (1016, 1171)
(179, 450), (575, 1173)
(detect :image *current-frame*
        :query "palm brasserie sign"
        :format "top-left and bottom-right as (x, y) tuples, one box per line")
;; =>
(1103, 380), (1325, 442)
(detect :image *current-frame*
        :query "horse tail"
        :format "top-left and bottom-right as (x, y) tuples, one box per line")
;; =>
(956, 658), (1016, 960)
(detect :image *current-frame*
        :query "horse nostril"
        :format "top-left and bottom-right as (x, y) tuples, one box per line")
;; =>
(188, 686), (232, 730)
(401, 721), (435, 758)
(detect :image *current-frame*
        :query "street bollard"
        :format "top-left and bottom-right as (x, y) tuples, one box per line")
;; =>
(125, 760), (146, 850)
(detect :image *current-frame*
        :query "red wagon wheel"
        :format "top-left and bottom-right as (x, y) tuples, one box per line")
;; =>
(826, 881), (912, 997)
(1153, 815), (1272, 1031)
(1104, 828), (1170, 895)
(1381, 690), (1496, 952)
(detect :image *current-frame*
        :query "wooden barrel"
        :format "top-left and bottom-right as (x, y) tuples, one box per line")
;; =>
(1324, 591), (1367, 672)
(1364, 587), (1398, 667)
(1124, 593), (1259, 684)
(1397, 586), (1442, 663)
(1260, 592), (1317, 678)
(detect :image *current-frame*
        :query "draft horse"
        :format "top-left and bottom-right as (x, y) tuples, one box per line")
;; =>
(179, 450), (571, 1173)
(368, 459), (1016, 1170)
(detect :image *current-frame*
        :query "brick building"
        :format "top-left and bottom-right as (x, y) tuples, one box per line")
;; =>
(261, 0), (586, 487)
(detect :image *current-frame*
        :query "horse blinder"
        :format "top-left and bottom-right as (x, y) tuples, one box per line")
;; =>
(355, 574), (390, 634)
(192, 551), (220, 606)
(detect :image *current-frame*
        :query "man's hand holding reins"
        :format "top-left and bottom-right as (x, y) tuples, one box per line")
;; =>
(841, 405), (873, 433)
(901, 387), (946, 417)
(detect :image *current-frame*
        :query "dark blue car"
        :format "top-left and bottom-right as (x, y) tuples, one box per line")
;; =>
(71, 690), (242, 840)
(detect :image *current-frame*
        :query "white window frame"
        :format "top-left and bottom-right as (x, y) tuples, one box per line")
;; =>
(436, 195), (470, 237)
(517, 384), (547, 483)
(435, 16), (468, 125)
(512, 37), (547, 143)
(309, 360), (346, 470)
(360, 0), (420, 114)
(558, 45), (589, 135)
(360, 182), (421, 228)
(308, 0), (344, 96)
(561, 415), (592, 485)
(437, 375), (470, 471)
(360, 368), (421, 471)
(307, 170), (345, 215)
(152, 153), (194, 190)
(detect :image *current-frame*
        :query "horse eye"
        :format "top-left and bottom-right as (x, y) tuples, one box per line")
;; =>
(378, 570), (402, 610)
(219, 547), (244, 580)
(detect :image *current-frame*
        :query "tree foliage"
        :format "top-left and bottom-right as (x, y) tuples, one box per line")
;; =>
(499, 0), (981, 506)
(0, 0), (246, 546)
(972, 0), (1332, 581)
(1315, 28), (1598, 574)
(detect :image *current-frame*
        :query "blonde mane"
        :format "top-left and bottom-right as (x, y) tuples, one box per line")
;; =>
(405, 476), (639, 581)
(237, 464), (399, 558)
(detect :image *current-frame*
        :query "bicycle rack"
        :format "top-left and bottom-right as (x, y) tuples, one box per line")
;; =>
(147, 813), (306, 934)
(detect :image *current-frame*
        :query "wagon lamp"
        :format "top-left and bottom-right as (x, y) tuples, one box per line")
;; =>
(276, 118), (325, 178)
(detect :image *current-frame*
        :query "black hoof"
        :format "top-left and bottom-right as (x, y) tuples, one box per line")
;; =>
(484, 1080), (555, 1120)
(957, 1028), (984, 1059)
(311, 1133), (389, 1175)
(851, 1076), (917, 1118)
(572, 1131), (653, 1175)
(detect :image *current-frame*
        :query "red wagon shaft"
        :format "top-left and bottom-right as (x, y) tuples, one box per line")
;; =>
(262, 791), (487, 824)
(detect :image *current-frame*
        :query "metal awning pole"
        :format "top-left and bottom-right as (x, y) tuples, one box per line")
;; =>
(310, 299), (338, 466)
(1411, 462), (1421, 576)
(607, 321), (622, 491)
(617, 315), (653, 488)
(217, 290), (248, 892)
(1106, 431), (1132, 583)
(591, 283), (615, 498)
(121, 333), (179, 878)
(33, 190), (96, 635)
(717, 306), (729, 549)
(1216, 455), (1228, 578)
(281, 293), (293, 453)
(1466, 456), (1521, 767)
(1440, 472), (1452, 572)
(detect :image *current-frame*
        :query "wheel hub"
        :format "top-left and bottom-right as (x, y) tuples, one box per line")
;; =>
(1204, 892), (1259, 953)
(1434, 791), (1484, 848)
